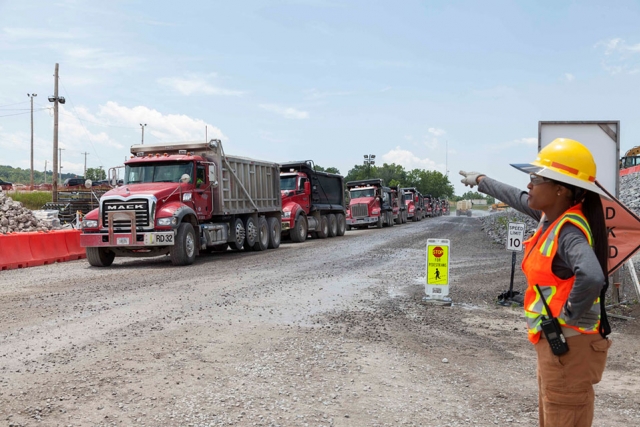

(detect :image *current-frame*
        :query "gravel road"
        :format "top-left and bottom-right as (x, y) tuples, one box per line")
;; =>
(1, 215), (639, 427)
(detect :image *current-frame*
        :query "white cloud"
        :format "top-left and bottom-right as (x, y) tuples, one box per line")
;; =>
(259, 104), (309, 120)
(158, 75), (245, 96)
(97, 101), (226, 142)
(595, 38), (640, 74)
(488, 137), (537, 150)
(303, 88), (352, 100)
(381, 147), (442, 171)
(428, 127), (446, 137)
(564, 73), (575, 82)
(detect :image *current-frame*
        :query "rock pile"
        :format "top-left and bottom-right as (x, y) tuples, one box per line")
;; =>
(479, 173), (640, 246)
(0, 190), (59, 234)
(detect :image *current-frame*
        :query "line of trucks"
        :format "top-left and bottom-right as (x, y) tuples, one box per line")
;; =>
(79, 140), (450, 267)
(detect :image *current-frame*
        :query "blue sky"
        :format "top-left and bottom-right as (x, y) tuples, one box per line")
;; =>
(1, 0), (640, 196)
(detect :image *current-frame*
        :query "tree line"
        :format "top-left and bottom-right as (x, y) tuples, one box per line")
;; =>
(0, 165), (106, 184)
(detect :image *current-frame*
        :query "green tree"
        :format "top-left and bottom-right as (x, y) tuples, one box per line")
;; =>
(405, 169), (454, 199)
(314, 165), (341, 174)
(86, 167), (106, 181)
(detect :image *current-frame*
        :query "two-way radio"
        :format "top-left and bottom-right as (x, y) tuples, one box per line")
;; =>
(535, 284), (569, 356)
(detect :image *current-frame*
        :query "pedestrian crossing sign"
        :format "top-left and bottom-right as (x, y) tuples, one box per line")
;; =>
(426, 239), (450, 299)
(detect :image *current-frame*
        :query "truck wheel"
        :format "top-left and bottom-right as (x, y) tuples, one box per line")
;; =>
(336, 213), (346, 236)
(412, 213), (417, 222)
(327, 214), (337, 237)
(252, 217), (269, 251)
(86, 247), (115, 267)
(317, 215), (329, 238)
(389, 212), (395, 226)
(170, 222), (196, 266)
(395, 213), (401, 225)
(402, 211), (407, 223)
(244, 216), (258, 251)
(290, 215), (308, 243)
(467, 210), (472, 217)
(267, 217), (281, 249)
(346, 224), (352, 231)
(377, 215), (383, 228)
(230, 218), (245, 250)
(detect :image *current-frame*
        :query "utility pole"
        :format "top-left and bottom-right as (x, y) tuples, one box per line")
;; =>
(44, 160), (47, 185)
(140, 123), (147, 144)
(82, 152), (90, 178)
(48, 63), (65, 202)
(28, 93), (37, 188)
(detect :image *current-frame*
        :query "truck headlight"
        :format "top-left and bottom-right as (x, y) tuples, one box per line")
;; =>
(372, 209), (379, 215)
(283, 211), (291, 219)
(409, 206), (415, 212)
(157, 217), (177, 226)
(183, 192), (192, 202)
(81, 219), (98, 229)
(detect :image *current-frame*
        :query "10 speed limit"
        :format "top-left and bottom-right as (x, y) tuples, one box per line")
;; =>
(506, 222), (526, 252)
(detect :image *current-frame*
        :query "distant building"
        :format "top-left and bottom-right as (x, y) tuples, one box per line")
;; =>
(471, 199), (487, 205)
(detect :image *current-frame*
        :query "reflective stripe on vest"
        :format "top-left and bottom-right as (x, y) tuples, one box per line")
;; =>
(521, 204), (601, 344)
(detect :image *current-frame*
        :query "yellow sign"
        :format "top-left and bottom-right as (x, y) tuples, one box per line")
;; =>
(427, 242), (449, 286)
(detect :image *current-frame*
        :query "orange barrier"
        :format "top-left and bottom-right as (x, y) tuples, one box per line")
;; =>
(0, 232), (35, 270)
(29, 231), (69, 264)
(63, 229), (86, 260)
(0, 229), (87, 271)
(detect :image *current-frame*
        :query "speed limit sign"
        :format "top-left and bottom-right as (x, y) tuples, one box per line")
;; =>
(506, 222), (525, 252)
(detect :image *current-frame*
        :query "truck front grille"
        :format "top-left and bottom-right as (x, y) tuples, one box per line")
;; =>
(351, 203), (368, 218)
(102, 199), (150, 229)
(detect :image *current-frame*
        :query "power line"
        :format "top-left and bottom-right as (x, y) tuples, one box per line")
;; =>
(58, 77), (106, 168)
(56, 109), (139, 129)
(0, 110), (47, 118)
(0, 101), (29, 108)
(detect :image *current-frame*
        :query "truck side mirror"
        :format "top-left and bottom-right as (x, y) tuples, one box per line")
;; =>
(304, 181), (311, 193)
(208, 163), (219, 188)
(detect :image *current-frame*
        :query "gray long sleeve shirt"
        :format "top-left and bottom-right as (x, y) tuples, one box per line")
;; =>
(478, 177), (604, 325)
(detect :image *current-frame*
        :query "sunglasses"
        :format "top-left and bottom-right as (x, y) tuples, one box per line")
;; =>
(529, 174), (552, 185)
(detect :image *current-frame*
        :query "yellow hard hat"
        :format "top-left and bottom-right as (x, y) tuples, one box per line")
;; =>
(510, 138), (610, 199)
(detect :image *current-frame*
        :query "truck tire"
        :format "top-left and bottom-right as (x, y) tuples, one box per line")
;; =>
(267, 217), (281, 249)
(244, 216), (258, 251)
(290, 215), (308, 243)
(327, 214), (337, 237)
(230, 218), (245, 250)
(467, 210), (472, 217)
(252, 217), (269, 251)
(170, 222), (196, 266)
(412, 213), (417, 222)
(336, 213), (346, 236)
(389, 212), (395, 227)
(377, 215), (383, 228)
(402, 211), (407, 223)
(395, 212), (401, 225)
(346, 224), (352, 231)
(86, 247), (115, 267)
(316, 215), (329, 238)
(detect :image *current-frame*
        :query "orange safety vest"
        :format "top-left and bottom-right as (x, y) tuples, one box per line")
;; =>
(521, 204), (601, 344)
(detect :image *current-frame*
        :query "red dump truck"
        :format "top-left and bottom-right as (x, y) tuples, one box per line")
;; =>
(80, 140), (282, 266)
(346, 179), (395, 229)
(280, 161), (346, 242)
(401, 187), (425, 221)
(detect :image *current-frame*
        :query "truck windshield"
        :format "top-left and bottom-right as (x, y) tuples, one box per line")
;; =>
(404, 194), (413, 201)
(125, 162), (194, 184)
(280, 176), (297, 191)
(350, 188), (374, 199)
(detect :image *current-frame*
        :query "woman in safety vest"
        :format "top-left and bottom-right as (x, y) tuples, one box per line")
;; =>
(459, 138), (612, 427)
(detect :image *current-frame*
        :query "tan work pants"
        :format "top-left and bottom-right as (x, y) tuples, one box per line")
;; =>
(535, 333), (611, 427)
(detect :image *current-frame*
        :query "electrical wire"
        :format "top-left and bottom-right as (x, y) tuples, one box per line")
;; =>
(0, 101), (29, 108)
(0, 109), (48, 118)
(58, 77), (106, 168)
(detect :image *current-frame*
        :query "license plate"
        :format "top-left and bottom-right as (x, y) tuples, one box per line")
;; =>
(116, 237), (130, 245)
(144, 232), (174, 245)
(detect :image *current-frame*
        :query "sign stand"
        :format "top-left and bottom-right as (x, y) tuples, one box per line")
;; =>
(424, 239), (451, 306)
(498, 222), (525, 306)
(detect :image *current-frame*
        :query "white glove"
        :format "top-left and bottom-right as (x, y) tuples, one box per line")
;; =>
(459, 170), (485, 188)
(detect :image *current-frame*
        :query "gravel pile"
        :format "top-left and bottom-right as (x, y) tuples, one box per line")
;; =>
(0, 190), (59, 234)
(480, 173), (640, 245)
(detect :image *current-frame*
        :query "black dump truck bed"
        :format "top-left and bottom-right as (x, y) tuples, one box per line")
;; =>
(280, 161), (345, 211)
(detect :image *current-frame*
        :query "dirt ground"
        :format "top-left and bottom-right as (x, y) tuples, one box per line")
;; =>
(1, 214), (638, 427)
